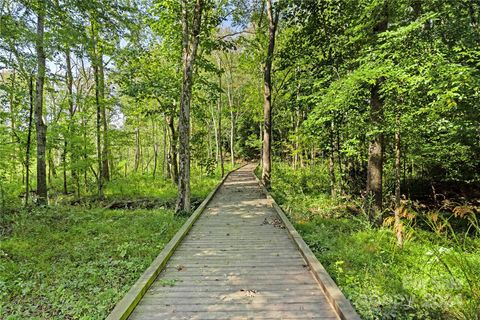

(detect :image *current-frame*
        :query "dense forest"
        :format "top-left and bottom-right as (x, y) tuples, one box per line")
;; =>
(1, 0), (479, 319)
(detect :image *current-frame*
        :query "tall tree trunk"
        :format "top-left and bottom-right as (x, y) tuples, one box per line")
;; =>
(134, 127), (140, 172)
(366, 79), (385, 224)
(91, 21), (104, 198)
(217, 72), (224, 177)
(211, 102), (219, 163)
(261, 0), (279, 189)
(225, 60), (235, 167)
(329, 121), (336, 198)
(162, 113), (167, 178)
(152, 119), (158, 178)
(99, 55), (110, 181)
(25, 75), (34, 205)
(176, 0), (205, 213)
(9, 70), (17, 174)
(366, 2), (388, 224)
(293, 109), (300, 169)
(35, 1), (48, 205)
(62, 140), (67, 194)
(394, 112), (403, 247)
(65, 49), (78, 196)
(230, 108), (235, 167)
(167, 114), (178, 183)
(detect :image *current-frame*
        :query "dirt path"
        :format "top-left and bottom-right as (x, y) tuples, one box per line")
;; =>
(129, 164), (340, 319)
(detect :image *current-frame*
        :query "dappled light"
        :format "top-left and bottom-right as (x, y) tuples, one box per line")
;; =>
(1, 0), (479, 319)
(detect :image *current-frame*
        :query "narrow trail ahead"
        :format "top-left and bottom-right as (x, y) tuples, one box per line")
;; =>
(128, 164), (344, 319)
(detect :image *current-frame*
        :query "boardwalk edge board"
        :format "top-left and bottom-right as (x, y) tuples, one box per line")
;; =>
(106, 165), (243, 320)
(254, 167), (361, 320)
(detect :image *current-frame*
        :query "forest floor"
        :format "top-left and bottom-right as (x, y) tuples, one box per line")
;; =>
(0, 167), (229, 319)
(268, 163), (480, 320)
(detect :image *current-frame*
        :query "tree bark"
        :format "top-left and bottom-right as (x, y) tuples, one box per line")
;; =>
(134, 127), (140, 172)
(167, 114), (179, 183)
(65, 49), (79, 196)
(92, 23), (104, 199)
(99, 54), (110, 181)
(366, 79), (385, 224)
(217, 70), (224, 177)
(35, 1), (48, 205)
(25, 75), (34, 205)
(225, 57), (236, 167)
(329, 121), (336, 198)
(162, 113), (167, 178)
(366, 2), (388, 224)
(211, 102), (219, 163)
(261, 0), (279, 189)
(152, 118), (158, 178)
(394, 112), (403, 247)
(176, 0), (205, 213)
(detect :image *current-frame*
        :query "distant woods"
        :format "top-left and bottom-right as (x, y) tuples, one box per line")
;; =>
(270, 0), (480, 233)
(1, 0), (479, 222)
(0, 0), (265, 212)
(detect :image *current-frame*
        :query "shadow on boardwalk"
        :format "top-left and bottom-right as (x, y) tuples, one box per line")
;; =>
(129, 164), (341, 320)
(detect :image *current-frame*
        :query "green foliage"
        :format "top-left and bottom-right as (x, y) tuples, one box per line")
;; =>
(0, 206), (186, 319)
(271, 163), (480, 320)
(0, 167), (225, 319)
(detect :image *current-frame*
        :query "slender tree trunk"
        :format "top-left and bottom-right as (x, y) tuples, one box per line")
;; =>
(225, 62), (235, 167)
(65, 50), (72, 194)
(261, 0), (279, 189)
(211, 102), (219, 163)
(230, 108), (235, 167)
(218, 72), (224, 177)
(176, 0), (205, 213)
(65, 49), (79, 196)
(152, 119), (158, 178)
(366, 79), (385, 224)
(167, 114), (179, 183)
(134, 127), (140, 172)
(329, 121), (336, 198)
(207, 123), (213, 159)
(62, 140), (67, 194)
(293, 109), (300, 169)
(90, 22), (104, 198)
(394, 112), (403, 247)
(259, 123), (263, 167)
(35, 1), (48, 205)
(366, 2), (388, 224)
(162, 113), (167, 178)
(25, 75), (34, 205)
(99, 55), (110, 181)
(8, 70), (17, 174)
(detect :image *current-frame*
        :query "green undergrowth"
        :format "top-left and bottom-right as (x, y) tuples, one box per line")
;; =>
(0, 206), (186, 319)
(270, 162), (480, 320)
(104, 165), (231, 200)
(0, 166), (232, 319)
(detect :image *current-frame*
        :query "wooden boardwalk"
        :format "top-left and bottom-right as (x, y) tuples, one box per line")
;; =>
(119, 164), (357, 319)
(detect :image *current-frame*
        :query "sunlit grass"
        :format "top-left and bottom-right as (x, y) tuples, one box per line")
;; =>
(0, 164), (234, 319)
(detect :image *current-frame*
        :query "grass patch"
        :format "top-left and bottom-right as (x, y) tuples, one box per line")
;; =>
(270, 162), (480, 320)
(0, 165), (232, 319)
(0, 206), (185, 319)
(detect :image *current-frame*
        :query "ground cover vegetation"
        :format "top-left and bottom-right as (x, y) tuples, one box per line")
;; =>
(1, 0), (479, 319)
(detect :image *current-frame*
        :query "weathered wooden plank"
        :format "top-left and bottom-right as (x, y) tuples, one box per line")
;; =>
(140, 295), (329, 305)
(105, 166), (243, 320)
(117, 164), (356, 320)
(130, 310), (338, 320)
(255, 169), (361, 320)
(144, 289), (326, 299)
(133, 302), (333, 312)
(146, 283), (324, 293)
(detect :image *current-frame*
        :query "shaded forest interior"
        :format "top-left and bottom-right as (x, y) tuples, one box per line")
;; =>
(1, 0), (480, 319)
